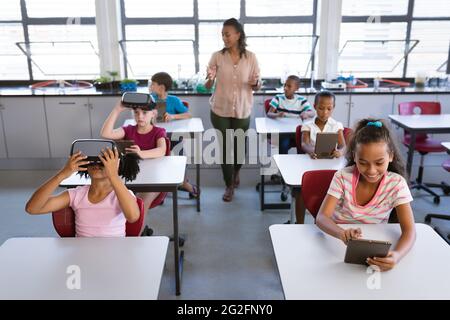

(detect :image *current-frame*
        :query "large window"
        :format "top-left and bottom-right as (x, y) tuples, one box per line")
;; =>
(120, 0), (318, 80)
(0, 0), (98, 80)
(340, 0), (450, 78)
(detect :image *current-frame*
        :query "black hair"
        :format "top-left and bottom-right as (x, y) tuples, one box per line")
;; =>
(151, 72), (173, 91)
(345, 118), (407, 179)
(221, 18), (247, 58)
(314, 90), (335, 106)
(286, 75), (301, 88)
(78, 153), (140, 183)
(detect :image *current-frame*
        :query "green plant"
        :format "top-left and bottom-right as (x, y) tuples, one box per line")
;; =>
(107, 71), (119, 82)
(120, 78), (138, 84)
(94, 76), (112, 83)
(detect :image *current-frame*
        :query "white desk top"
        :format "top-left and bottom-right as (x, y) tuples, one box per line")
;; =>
(270, 223), (450, 300)
(0, 237), (169, 300)
(442, 142), (450, 151)
(124, 118), (204, 133)
(255, 117), (305, 134)
(60, 156), (187, 187)
(388, 114), (450, 130)
(273, 154), (346, 187)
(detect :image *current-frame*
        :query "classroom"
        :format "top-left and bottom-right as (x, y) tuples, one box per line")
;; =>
(0, 0), (450, 302)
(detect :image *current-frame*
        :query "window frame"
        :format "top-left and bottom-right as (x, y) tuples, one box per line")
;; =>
(119, 0), (319, 79)
(341, 0), (450, 78)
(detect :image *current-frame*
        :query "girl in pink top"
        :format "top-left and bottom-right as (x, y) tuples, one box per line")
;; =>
(316, 118), (416, 271)
(26, 147), (140, 237)
(101, 101), (167, 235)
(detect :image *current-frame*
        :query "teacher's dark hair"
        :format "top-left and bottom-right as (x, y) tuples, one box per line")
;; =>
(221, 18), (247, 58)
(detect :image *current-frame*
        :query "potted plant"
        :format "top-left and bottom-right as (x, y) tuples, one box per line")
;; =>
(107, 71), (121, 90)
(120, 78), (139, 92)
(93, 75), (112, 90)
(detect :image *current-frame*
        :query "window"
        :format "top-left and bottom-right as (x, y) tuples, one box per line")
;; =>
(123, 0), (193, 18)
(0, 0), (98, 80)
(121, 0), (318, 80)
(25, 0), (95, 18)
(339, 22), (407, 77)
(123, 25), (195, 79)
(340, 0), (450, 78)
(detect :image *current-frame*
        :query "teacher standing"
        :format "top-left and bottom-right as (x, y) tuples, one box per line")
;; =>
(205, 18), (261, 202)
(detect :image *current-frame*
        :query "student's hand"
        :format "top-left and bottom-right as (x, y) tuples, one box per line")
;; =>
(99, 147), (120, 179)
(331, 149), (343, 158)
(114, 100), (128, 113)
(206, 66), (216, 81)
(277, 112), (285, 118)
(309, 152), (318, 159)
(366, 251), (399, 272)
(341, 227), (362, 244)
(126, 145), (142, 158)
(59, 151), (90, 178)
(163, 112), (174, 122)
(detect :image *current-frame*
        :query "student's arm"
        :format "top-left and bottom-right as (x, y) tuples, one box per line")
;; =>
(99, 148), (140, 223)
(332, 129), (346, 158)
(316, 194), (362, 244)
(267, 106), (284, 119)
(100, 100), (127, 140)
(301, 130), (317, 158)
(127, 137), (167, 159)
(367, 203), (416, 271)
(300, 109), (315, 120)
(164, 98), (192, 121)
(25, 152), (90, 214)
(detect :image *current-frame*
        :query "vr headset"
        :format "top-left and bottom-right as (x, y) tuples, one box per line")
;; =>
(70, 139), (117, 167)
(121, 92), (156, 110)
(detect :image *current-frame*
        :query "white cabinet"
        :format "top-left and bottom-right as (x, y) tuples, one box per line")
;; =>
(349, 94), (394, 128)
(45, 97), (91, 157)
(333, 95), (351, 127)
(0, 104), (7, 158)
(0, 97), (50, 158)
(88, 97), (129, 139)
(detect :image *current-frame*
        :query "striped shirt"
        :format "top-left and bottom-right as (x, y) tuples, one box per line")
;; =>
(327, 166), (413, 224)
(269, 94), (312, 118)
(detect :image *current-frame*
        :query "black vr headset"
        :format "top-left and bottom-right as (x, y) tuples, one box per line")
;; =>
(70, 139), (117, 167)
(121, 92), (156, 110)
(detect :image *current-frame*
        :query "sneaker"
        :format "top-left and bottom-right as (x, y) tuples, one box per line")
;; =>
(140, 225), (154, 237)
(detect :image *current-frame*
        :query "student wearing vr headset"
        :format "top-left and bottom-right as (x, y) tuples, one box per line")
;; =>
(25, 143), (141, 237)
(101, 97), (167, 236)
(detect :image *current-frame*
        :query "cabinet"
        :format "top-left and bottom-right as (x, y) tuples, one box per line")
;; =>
(45, 97), (91, 157)
(0, 97), (50, 158)
(349, 94), (394, 128)
(333, 95), (351, 127)
(88, 97), (129, 139)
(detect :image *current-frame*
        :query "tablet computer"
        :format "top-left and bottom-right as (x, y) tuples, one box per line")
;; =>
(344, 238), (392, 265)
(115, 140), (135, 154)
(314, 132), (338, 159)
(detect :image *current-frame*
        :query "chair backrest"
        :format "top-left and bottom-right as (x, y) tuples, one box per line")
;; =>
(295, 125), (303, 154)
(301, 170), (337, 219)
(163, 136), (171, 156)
(343, 127), (353, 145)
(264, 98), (271, 114)
(52, 197), (145, 237)
(398, 101), (441, 142)
(182, 101), (189, 108)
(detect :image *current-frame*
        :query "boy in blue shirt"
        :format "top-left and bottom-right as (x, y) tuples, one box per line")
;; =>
(149, 72), (199, 199)
(266, 75), (315, 154)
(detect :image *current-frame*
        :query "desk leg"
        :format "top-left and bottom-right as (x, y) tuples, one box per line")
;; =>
(293, 187), (305, 224)
(260, 173), (265, 211)
(194, 132), (201, 213)
(172, 188), (183, 296)
(406, 131), (416, 180)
